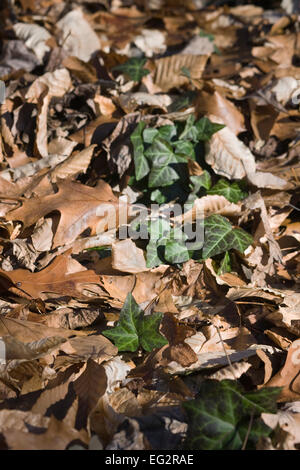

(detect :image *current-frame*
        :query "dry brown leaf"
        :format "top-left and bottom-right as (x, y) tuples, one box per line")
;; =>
(50, 145), (95, 182)
(3, 415), (88, 450)
(111, 239), (147, 274)
(206, 125), (288, 189)
(160, 312), (198, 367)
(62, 56), (98, 83)
(175, 194), (241, 224)
(7, 179), (123, 248)
(26, 69), (72, 103)
(3, 335), (67, 361)
(266, 339), (300, 402)
(73, 359), (107, 428)
(0, 251), (100, 299)
(0, 317), (85, 343)
(57, 9), (101, 62)
(153, 54), (208, 92)
(13, 23), (51, 62)
(196, 91), (245, 135)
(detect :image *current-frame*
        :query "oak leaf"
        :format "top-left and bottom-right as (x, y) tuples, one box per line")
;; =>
(7, 179), (122, 248)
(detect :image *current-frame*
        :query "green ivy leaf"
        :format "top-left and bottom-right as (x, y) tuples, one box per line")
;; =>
(203, 214), (252, 259)
(178, 115), (198, 141)
(164, 239), (190, 264)
(148, 164), (180, 188)
(218, 251), (231, 275)
(208, 179), (248, 203)
(203, 215), (233, 258)
(103, 293), (140, 352)
(146, 240), (162, 268)
(227, 228), (253, 255)
(130, 122), (150, 181)
(145, 137), (179, 166)
(174, 140), (195, 160)
(150, 189), (167, 204)
(138, 313), (168, 351)
(183, 380), (281, 450)
(196, 117), (225, 141)
(190, 172), (212, 192)
(113, 57), (150, 82)
(179, 115), (224, 142)
(103, 293), (167, 352)
(145, 137), (186, 187)
(143, 127), (159, 144)
(157, 125), (177, 142)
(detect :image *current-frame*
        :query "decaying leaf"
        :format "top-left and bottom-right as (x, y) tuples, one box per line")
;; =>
(1, 0), (300, 451)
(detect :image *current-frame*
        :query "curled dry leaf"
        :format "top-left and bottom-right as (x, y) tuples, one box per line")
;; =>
(26, 68), (72, 103)
(175, 194), (241, 224)
(262, 401), (300, 450)
(50, 145), (96, 182)
(265, 339), (300, 402)
(57, 9), (101, 62)
(13, 23), (51, 62)
(205, 125), (288, 189)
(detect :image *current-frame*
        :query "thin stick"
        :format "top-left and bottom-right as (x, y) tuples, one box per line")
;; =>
(241, 411), (254, 450)
(215, 325), (236, 381)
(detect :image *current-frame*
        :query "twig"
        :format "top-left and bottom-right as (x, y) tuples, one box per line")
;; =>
(241, 411), (254, 450)
(215, 325), (236, 381)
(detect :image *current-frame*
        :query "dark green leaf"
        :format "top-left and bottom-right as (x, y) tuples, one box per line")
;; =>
(130, 122), (150, 181)
(208, 179), (248, 203)
(218, 251), (231, 275)
(174, 140), (195, 160)
(183, 380), (281, 450)
(164, 239), (190, 264)
(138, 312), (167, 351)
(113, 57), (150, 82)
(103, 293), (166, 352)
(203, 215), (233, 258)
(196, 117), (225, 141)
(148, 164), (180, 188)
(103, 293), (141, 352)
(203, 215), (252, 259)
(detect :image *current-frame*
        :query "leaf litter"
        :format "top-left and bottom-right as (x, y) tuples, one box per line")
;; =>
(0, 0), (300, 451)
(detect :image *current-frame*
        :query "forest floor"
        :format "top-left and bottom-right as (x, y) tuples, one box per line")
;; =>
(0, 0), (300, 450)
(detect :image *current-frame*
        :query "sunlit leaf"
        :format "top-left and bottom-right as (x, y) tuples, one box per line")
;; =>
(103, 293), (167, 352)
